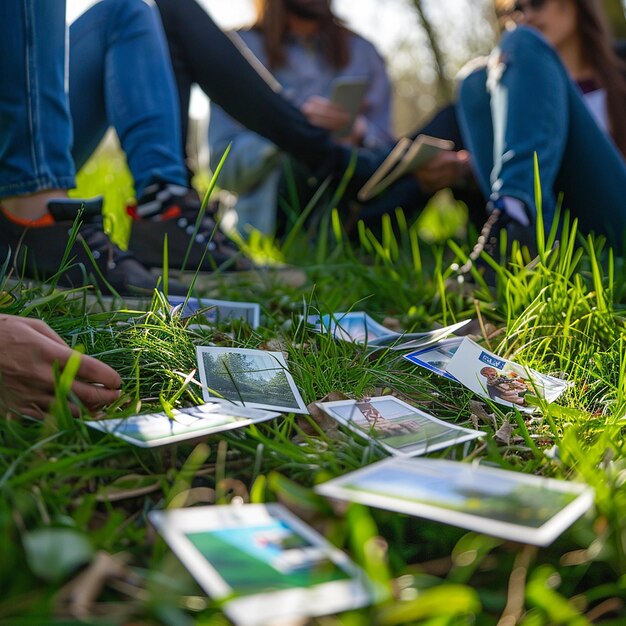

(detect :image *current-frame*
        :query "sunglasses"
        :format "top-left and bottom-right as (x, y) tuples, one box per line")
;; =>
(512, 0), (548, 14)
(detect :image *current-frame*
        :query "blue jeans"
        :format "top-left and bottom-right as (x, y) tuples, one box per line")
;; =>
(456, 26), (626, 248)
(70, 0), (186, 197)
(0, 0), (186, 201)
(0, 1), (75, 198)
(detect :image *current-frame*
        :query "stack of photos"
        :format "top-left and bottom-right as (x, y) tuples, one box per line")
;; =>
(308, 311), (470, 351)
(403, 337), (462, 380)
(316, 396), (482, 456)
(315, 458), (594, 546)
(149, 504), (373, 626)
(85, 400), (279, 448)
(196, 347), (308, 414)
(168, 296), (261, 328)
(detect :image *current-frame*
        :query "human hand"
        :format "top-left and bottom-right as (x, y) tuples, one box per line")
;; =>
(339, 114), (368, 147)
(0, 315), (122, 418)
(415, 149), (472, 194)
(300, 96), (351, 133)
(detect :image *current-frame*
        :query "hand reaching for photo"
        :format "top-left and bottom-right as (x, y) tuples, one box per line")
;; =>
(0, 315), (122, 418)
(300, 95), (352, 134)
(415, 149), (472, 194)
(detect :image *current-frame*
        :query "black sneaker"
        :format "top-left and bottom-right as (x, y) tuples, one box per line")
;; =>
(127, 183), (251, 272)
(0, 197), (188, 296)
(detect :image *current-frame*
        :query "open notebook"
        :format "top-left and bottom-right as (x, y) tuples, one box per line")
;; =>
(358, 134), (454, 201)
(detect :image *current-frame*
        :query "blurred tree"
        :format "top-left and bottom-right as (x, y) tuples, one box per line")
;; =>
(392, 0), (497, 133)
(408, 0), (453, 100)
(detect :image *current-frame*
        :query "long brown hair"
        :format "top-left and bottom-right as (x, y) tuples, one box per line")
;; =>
(574, 0), (626, 157)
(252, 0), (350, 70)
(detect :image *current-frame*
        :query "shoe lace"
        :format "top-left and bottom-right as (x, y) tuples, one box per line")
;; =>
(455, 208), (503, 276)
(79, 222), (135, 270)
(175, 205), (239, 252)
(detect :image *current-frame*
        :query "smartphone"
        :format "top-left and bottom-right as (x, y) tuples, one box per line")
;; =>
(330, 77), (368, 138)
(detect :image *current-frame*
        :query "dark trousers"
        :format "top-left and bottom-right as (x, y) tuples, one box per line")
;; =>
(154, 0), (475, 233)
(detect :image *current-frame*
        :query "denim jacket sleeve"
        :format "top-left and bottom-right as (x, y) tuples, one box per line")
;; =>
(353, 36), (394, 149)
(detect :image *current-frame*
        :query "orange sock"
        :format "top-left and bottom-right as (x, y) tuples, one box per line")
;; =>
(0, 206), (54, 227)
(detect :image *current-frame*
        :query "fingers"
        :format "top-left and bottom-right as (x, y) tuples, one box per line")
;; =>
(0, 315), (123, 419)
(301, 96), (350, 131)
(75, 353), (122, 390)
(71, 379), (122, 409)
(22, 317), (69, 347)
(39, 337), (121, 390)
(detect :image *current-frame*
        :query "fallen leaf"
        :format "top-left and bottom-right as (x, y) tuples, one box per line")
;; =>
(495, 421), (513, 445)
(24, 528), (93, 583)
(469, 400), (497, 429)
(298, 392), (348, 437)
(56, 551), (136, 619)
(168, 487), (216, 509)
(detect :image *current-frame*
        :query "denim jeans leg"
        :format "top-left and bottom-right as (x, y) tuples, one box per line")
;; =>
(69, 0), (187, 198)
(0, 0), (76, 199)
(457, 29), (567, 227)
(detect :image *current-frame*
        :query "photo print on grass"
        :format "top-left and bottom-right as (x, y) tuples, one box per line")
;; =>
(196, 347), (308, 414)
(85, 400), (279, 448)
(316, 395), (481, 456)
(315, 457), (594, 546)
(168, 296), (261, 328)
(149, 504), (373, 626)
(308, 312), (470, 351)
(445, 338), (571, 412)
(403, 337), (462, 380)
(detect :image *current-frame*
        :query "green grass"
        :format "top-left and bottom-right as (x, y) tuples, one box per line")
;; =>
(1, 153), (626, 625)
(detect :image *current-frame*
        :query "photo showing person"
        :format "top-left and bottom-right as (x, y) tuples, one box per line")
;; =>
(479, 366), (530, 406)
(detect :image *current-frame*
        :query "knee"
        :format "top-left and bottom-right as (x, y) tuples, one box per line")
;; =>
(99, 0), (157, 31)
(481, 25), (564, 94)
(457, 63), (488, 111)
(500, 25), (549, 51)
(497, 25), (559, 66)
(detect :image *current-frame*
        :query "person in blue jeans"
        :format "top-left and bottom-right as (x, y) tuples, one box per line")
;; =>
(0, 0), (249, 288)
(420, 0), (626, 264)
(2, 0), (396, 284)
(0, 0), (188, 294)
(70, 0), (248, 273)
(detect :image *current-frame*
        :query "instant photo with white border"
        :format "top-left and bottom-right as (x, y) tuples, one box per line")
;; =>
(368, 319), (471, 350)
(85, 400), (279, 448)
(308, 312), (470, 351)
(315, 457), (594, 546)
(445, 338), (570, 412)
(168, 296), (261, 328)
(196, 347), (308, 414)
(316, 395), (481, 456)
(307, 311), (390, 343)
(149, 504), (373, 626)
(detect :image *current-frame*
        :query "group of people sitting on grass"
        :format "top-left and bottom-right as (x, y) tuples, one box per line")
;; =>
(1, 0), (625, 417)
